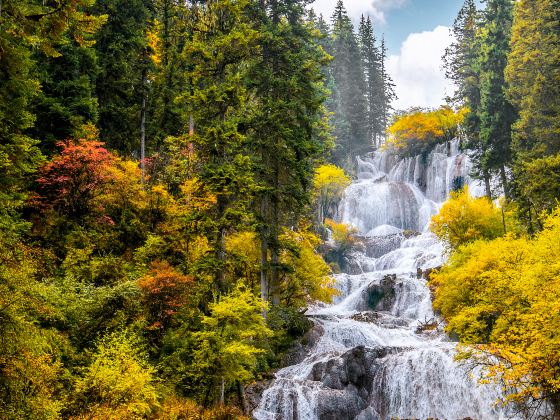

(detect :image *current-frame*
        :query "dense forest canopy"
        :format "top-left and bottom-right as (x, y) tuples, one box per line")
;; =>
(0, 0), (559, 417)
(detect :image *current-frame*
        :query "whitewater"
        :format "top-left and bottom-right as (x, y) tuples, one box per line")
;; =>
(253, 140), (518, 419)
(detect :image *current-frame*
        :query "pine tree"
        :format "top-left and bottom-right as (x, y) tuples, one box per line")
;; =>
(505, 0), (560, 222)
(330, 0), (368, 166)
(183, 0), (258, 293)
(249, 0), (330, 304)
(93, 0), (154, 155)
(31, 39), (100, 152)
(477, 0), (516, 198)
(443, 0), (490, 197)
(506, 0), (560, 158)
(379, 36), (396, 135)
(358, 15), (384, 148)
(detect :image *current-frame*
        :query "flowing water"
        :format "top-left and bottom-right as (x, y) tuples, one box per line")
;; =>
(253, 141), (514, 420)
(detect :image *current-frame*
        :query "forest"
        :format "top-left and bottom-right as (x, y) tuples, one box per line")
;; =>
(0, 0), (559, 418)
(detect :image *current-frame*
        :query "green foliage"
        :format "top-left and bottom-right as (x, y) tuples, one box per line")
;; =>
(430, 186), (505, 248)
(190, 288), (271, 400)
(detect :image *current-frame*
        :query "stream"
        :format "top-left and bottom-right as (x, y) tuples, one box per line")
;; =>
(253, 141), (516, 419)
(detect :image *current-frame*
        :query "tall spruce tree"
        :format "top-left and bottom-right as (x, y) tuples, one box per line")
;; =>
(477, 0), (515, 198)
(183, 0), (258, 293)
(93, 0), (154, 155)
(443, 0), (491, 197)
(249, 0), (330, 304)
(379, 36), (396, 135)
(330, 0), (368, 166)
(31, 40), (100, 152)
(505, 0), (560, 222)
(358, 15), (384, 148)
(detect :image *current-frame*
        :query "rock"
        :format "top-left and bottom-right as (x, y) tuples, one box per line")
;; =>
(356, 234), (404, 259)
(351, 311), (381, 323)
(352, 311), (410, 329)
(359, 274), (397, 312)
(309, 346), (389, 420)
(244, 379), (272, 414)
(281, 322), (324, 367)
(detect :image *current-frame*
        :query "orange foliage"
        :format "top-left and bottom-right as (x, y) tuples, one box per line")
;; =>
(37, 138), (116, 219)
(138, 261), (194, 333)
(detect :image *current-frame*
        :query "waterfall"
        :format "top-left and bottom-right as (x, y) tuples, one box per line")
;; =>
(253, 140), (515, 420)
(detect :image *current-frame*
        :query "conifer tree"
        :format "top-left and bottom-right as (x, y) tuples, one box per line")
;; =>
(443, 0), (490, 197)
(249, 0), (330, 304)
(379, 36), (396, 135)
(183, 0), (258, 293)
(505, 0), (560, 221)
(358, 15), (384, 148)
(330, 0), (368, 166)
(93, 0), (154, 154)
(477, 0), (515, 198)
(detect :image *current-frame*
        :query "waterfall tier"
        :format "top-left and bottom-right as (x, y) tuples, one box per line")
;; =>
(254, 140), (513, 420)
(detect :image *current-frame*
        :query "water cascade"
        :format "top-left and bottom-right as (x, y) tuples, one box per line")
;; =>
(253, 140), (514, 420)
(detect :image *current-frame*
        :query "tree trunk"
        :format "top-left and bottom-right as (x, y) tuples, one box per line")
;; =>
(218, 376), (225, 406)
(260, 232), (268, 303)
(500, 164), (509, 200)
(140, 52), (147, 184)
(483, 169), (492, 200)
(237, 381), (248, 414)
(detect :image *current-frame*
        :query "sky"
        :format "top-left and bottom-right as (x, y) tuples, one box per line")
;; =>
(311, 0), (467, 109)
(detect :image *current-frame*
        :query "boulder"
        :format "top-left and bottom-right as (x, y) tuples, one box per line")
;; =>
(359, 274), (397, 312)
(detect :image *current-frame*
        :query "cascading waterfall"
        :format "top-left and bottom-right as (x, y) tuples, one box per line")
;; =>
(253, 140), (514, 420)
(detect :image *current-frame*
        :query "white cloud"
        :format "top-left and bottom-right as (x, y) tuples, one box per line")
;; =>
(311, 0), (406, 24)
(387, 25), (456, 110)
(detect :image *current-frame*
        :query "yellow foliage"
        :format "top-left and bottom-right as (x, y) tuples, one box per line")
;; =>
(280, 227), (338, 307)
(386, 106), (467, 155)
(431, 208), (560, 407)
(73, 330), (160, 418)
(313, 164), (351, 224)
(324, 218), (357, 251)
(430, 186), (505, 248)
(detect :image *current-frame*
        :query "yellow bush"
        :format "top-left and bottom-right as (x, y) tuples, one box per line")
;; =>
(431, 208), (560, 408)
(430, 186), (505, 248)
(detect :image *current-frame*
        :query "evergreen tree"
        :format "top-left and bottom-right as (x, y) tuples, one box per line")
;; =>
(379, 36), (396, 135)
(31, 40), (100, 152)
(506, 0), (560, 222)
(330, 0), (368, 166)
(93, 0), (154, 154)
(443, 0), (490, 197)
(249, 0), (331, 304)
(183, 0), (258, 293)
(477, 0), (516, 198)
(358, 15), (384, 148)
(506, 0), (560, 158)
(147, 0), (191, 147)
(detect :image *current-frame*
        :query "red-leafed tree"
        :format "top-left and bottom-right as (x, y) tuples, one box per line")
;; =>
(37, 138), (116, 220)
(138, 261), (194, 336)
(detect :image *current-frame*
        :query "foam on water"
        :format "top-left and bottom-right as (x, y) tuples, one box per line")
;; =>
(253, 140), (515, 420)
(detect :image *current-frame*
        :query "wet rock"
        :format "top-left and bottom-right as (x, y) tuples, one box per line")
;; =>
(359, 274), (397, 312)
(352, 311), (410, 329)
(309, 346), (389, 420)
(357, 234), (404, 258)
(310, 346), (386, 393)
(416, 266), (439, 280)
(281, 322), (324, 367)
(351, 311), (382, 323)
(244, 379), (272, 414)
